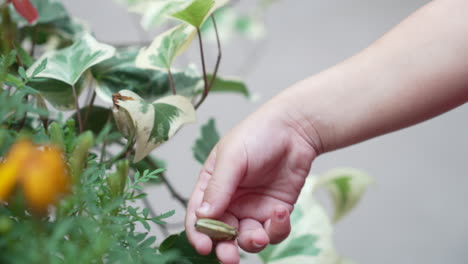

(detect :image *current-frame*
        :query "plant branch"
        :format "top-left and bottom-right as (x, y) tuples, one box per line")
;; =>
(167, 68), (176, 95)
(140, 194), (169, 236)
(146, 157), (188, 208)
(99, 112), (113, 163)
(105, 136), (135, 167)
(195, 27), (208, 109)
(195, 15), (222, 109)
(72, 84), (83, 133)
(83, 89), (96, 130)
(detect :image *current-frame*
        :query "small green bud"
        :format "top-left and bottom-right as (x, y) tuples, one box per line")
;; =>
(69, 131), (94, 182)
(48, 122), (65, 150)
(107, 160), (129, 196)
(66, 118), (76, 133)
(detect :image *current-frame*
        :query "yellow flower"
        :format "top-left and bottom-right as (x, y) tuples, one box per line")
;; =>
(0, 141), (35, 202)
(0, 141), (70, 214)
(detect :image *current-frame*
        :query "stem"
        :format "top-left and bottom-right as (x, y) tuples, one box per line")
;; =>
(105, 136), (135, 167)
(30, 27), (36, 56)
(72, 85), (83, 133)
(83, 90), (96, 130)
(99, 112), (112, 163)
(195, 15), (222, 109)
(146, 157), (188, 208)
(140, 194), (169, 236)
(167, 68), (176, 95)
(195, 27), (208, 106)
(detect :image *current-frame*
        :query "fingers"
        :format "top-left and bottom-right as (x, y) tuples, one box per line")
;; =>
(196, 141), (247, 219)
(185, 149), (218, 255)
(185, 170), (213, 255)
(215, 213), (240, 264)
(264, 205), (291, 244)
(236, 205), (291, 253)
(237, 218), (270, 253)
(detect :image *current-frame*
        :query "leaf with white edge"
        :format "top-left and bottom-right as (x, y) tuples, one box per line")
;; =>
(26, 33), (116, 85)
(201, 6), (266, 42)
(136, 23), (197, 70)
(258, 176), (357, 264)
(135, 0), (228, 70)
(171, 0), (215, 28)
(27, 72), (91, 110)
(192, 118), (219, 164)
(135, 95), (197, 162)
(112, 90), (196, 163)
(316, 168), (373, 223)
(127, 0), (193, 30)
(92, 48), (201, 104)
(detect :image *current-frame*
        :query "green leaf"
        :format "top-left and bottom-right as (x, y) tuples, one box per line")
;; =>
(316, 168), (373, 223)
(16, 45), (34, 67)
(92, 48), (201, 104)
(159, 231), (220, 264)
(26, 33), (116, 85)
(112, 90), (197, 162)
(192, 118), (219, 164)
(136, 23), (197, 70)
(204, 74), (250, 98)
(31, 58), (48, 78)
(5, 74), (23, 87)
(171, 0), (215, 28)
(18, 67), (28, 80)
(72, 106), (113, 135)
(126, 0), (193, 30)
(27, 72), (91, 110)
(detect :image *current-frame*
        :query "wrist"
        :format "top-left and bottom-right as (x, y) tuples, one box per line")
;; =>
(265, 84), (329, 156)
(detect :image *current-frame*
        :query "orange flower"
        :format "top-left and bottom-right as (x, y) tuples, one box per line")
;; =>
(0, 141), (35, 202)
(0, 141), (70, 214)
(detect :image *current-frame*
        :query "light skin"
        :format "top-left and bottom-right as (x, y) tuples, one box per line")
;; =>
(185, 0), (468, 263)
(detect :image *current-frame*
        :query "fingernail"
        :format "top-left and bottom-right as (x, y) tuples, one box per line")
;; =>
(197, 202), (211, 215)
(276, 210), (287, 221)
(253, 241), (266, 248)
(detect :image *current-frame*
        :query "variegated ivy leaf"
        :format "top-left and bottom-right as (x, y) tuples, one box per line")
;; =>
(92, 48), (201, 104)
(127, 0), (193, 30)
(135, 0), (228, 70)
(259, 176), (357, 264)
(27, 72), (92, 110)
(171, 0), (215, 28)
(201, 6), (266, 43)
(136, 23), (197, 71)
(27, 33), (116, 85)
(316, 168), (373, 223)
(112, 90), (196, 163)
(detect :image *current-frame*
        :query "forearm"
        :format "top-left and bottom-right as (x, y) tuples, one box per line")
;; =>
(274, 0), (468, 153)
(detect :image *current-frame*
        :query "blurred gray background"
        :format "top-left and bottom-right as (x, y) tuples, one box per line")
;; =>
(61, 0), (468, 263)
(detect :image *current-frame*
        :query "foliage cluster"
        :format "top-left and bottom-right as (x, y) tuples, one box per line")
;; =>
(0, 0), (372, 263)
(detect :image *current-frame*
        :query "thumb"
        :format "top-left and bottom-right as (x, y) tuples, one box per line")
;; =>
(196, 142), (247, 219)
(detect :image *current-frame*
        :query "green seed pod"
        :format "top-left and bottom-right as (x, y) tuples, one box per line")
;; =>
(107, 160), (129, 196)
(69, 131), (94, 182)
(48, 122), (65, 150)
(195, 218), (238, 241)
